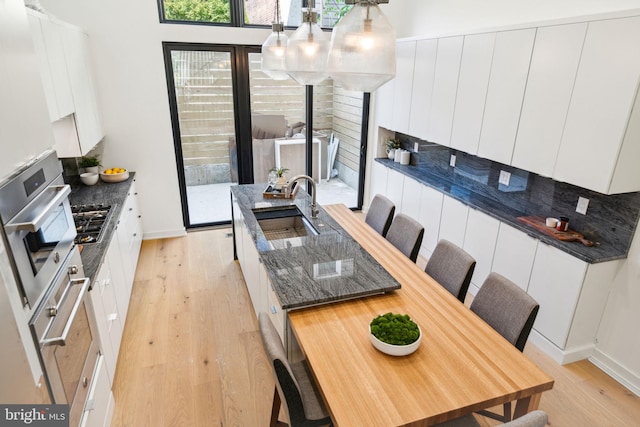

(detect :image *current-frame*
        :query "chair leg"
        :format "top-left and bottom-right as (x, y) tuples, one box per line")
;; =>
(270, 387), (288, 427)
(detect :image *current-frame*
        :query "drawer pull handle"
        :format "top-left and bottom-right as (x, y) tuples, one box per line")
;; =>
(270, 306), (277, 314)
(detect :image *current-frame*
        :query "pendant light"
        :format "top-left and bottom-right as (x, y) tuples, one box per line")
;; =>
(261, 0), (289, 80)
(285, 0), (330, 85)
(327, 0), (396, 92)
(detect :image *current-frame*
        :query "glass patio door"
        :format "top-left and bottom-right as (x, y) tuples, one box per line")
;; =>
(164, 44), (242, 227)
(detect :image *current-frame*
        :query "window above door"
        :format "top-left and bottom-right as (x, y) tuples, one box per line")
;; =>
(158, 0), (351, 29)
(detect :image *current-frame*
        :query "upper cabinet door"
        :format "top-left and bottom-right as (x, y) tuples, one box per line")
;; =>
(477, 29), (535, 164)
(40, 17), (74, 119)
(512, 23), (587, 178)
(375, 78), (395, 130)
(427, 36), (463, 146)
(554, 16), (640, 194)
(391, 41), (416, 134)
(408, 39), (438, 140)
(59, 24), (104, 156)
(450, 32), (496, 154)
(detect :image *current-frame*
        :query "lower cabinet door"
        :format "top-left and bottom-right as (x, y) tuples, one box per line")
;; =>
(80, 355), (114, 427)
(462, 209), (500, 289)
(491, 223), (538, 291)
(438, 195), (469, 247)
(418, 184), (444, 259)
(527, 243), (587, 348)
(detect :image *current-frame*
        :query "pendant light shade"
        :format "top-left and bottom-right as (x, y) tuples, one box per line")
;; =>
(262, 23), (290, 80)
(328, 1), (396, 92)
(285, 2), (330, 85)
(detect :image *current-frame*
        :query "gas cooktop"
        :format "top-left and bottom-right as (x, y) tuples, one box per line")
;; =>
(71, 203), (114, 244)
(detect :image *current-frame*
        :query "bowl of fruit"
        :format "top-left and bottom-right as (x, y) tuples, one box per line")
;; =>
(100, 167), (129, 183)
(369, 312), (422, 356)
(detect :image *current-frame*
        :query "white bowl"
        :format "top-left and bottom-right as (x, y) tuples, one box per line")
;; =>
(369, 325), (422, 356)
(546, 217), (559, 228)
(80, 172), (99, 186)
(100, 170), (129, 183)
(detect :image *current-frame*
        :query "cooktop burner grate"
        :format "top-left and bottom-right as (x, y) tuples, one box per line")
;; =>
(71, 203), (114, 244)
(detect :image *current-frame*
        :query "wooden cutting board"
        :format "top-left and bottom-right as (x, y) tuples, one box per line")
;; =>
(517, 215), (597, 247)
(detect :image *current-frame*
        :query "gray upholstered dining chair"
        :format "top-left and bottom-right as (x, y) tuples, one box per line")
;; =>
(470, 272), (540, 422)
(433, 410), (548, 427)
(364, 194), (395, 237)
(385, 213), (424, 263)
(258, 313), (333, 427)
(425, 239), (476, 302)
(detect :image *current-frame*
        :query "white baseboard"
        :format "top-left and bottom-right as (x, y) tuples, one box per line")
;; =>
(528, 330), (595, 365)
(590, 349), (640, 397)
(142, 229), (187, 240)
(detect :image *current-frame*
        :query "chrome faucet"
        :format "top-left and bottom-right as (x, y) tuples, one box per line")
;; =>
(284, 174), (319, 218)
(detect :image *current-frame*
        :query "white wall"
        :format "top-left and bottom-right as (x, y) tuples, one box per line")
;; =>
(40, 0), (272, 238)
(383, 0), (640, 38)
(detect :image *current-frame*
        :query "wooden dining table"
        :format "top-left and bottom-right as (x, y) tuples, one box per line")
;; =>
(287, 204), (554, 427)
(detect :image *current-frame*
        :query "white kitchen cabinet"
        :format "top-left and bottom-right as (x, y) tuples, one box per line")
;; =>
(79, 356), (114, 427)
(408, 39), (438, 140)
(369, 162), (388, 205)
(26, 9), (74, 122)
(391, 41), (417, 135)
(462, 209), (499, 289)
(115, 181), (143, 297)
(385, 168), (405, 210)
(56, 22), (104, 157)
(511, 23), (587, 178)
(0, 0), (53, 180)
(554, 16), (640, 194)
(427, 36), (464, 146)
(106, 238), (129, 331)
(527, 243), (587, 349)
(400, 176), (421, 219)
(374, 78), (395, 131)
(418, 184), (444, 259)
(490, 223), (538, 292)
(477, 29), (535, 164)
(265, 270), (285, 343)
(241, 219), (263, 316)
(89, 259), (122, 386)
(450, 32), (496, 154)
(438, 195), (469, 248)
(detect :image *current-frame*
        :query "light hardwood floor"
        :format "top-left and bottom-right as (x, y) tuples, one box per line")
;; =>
(111, 228), (640, 427)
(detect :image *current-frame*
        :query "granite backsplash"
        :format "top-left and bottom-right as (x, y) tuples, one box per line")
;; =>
(393, 132), (640, 258)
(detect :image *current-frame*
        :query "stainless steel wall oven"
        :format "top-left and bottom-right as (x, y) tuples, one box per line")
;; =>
(0, 150), (99, 427)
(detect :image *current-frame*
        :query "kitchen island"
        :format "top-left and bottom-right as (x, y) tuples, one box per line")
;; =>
(230, 184), (399, 310)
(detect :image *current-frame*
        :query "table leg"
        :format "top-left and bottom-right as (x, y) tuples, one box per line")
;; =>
(513, 393), (542, 418)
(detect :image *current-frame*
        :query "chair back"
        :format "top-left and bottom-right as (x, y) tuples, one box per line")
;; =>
(470, 273), (539, 352)
(386, 213), (424, 263)
(503, 410), (548, 426)
(365, 194), (395, 237)
(425, 240), (476, 302)
(259, 313), (331, 427)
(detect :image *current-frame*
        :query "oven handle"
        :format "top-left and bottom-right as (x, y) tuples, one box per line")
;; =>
(40, 277), (90, 347)
(5, 185), (71, 233)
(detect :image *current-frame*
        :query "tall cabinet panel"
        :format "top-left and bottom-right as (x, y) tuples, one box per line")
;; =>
(375, 78), (395, 130)
(391, 41), (416, 135)
(477, 29), (535, 164)
(427, 36), (463, 146)
(408, 39), (438, 140)
(512, 23), (587, 178)
(0, 0), (53, 178)
(554, 16), (640, 194)
(450, 32), (496, 154)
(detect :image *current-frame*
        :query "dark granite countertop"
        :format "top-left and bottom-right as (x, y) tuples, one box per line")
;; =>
(67, 173), (136, 280)
(376, 158), (623, 263)
(231, 184), (400, 310)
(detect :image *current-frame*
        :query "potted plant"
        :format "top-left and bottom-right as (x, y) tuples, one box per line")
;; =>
(386, 138), (401, 160)
(270, 167), (289, 188)
(79, 155), (101, 174)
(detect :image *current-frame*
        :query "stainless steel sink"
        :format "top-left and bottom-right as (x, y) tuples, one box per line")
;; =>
(253, 206), (319, 241)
